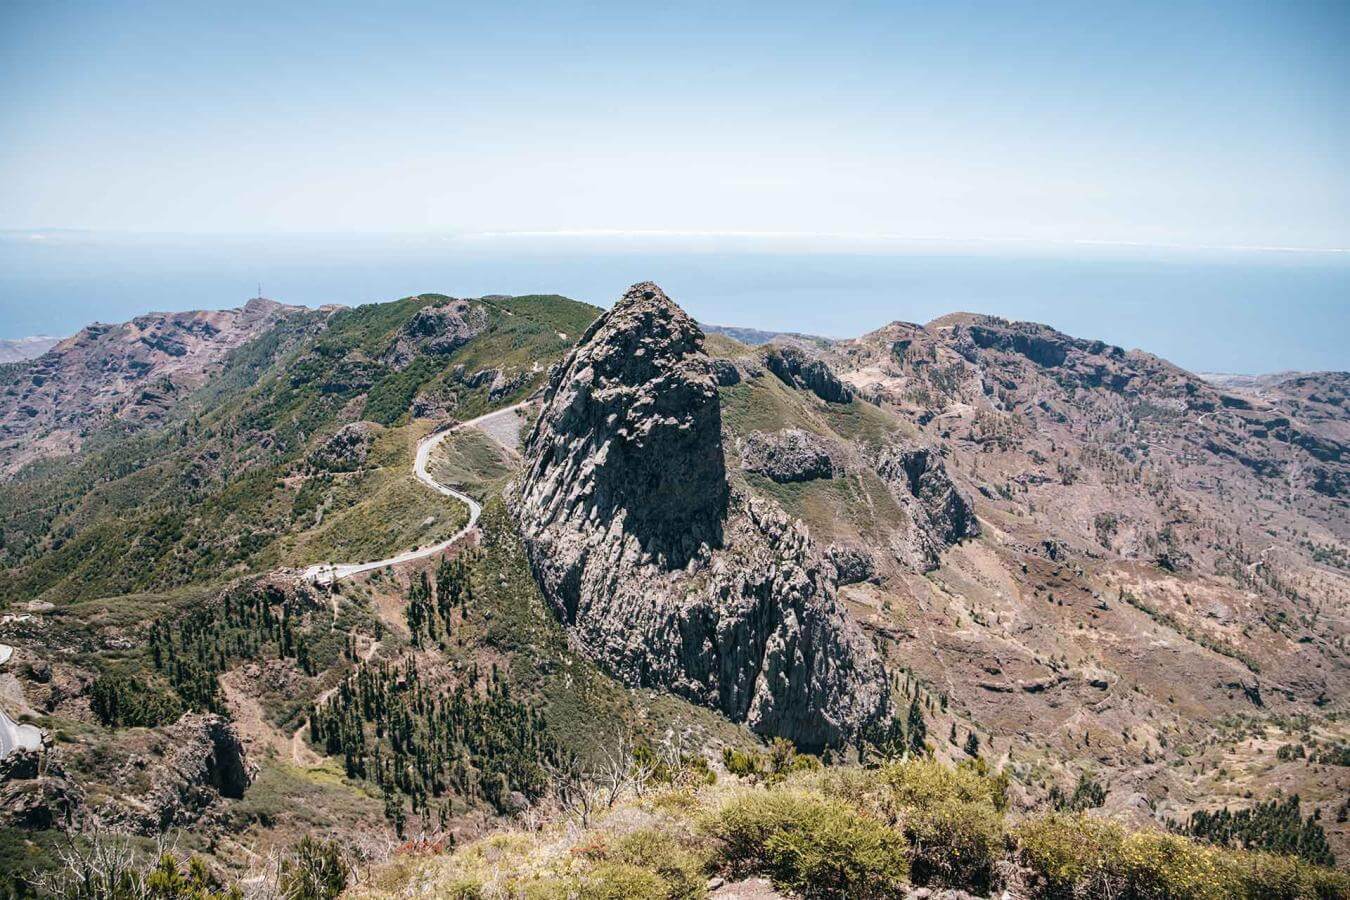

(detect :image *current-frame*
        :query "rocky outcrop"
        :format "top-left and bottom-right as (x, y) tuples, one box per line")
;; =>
(309, 421), (379, 472)
(119, 713), (253, 833)
(0, 752), (81, 830)
(383, 299), (488, 370)
(826, 544), (878, 586)
(763, 344), (854, 403)
(875, 443), (979, 571)
(513, 282), (888, 749)
(741, 429), (836, 483)
(517, 281), (728, 573)
(711, 358), (743, 386)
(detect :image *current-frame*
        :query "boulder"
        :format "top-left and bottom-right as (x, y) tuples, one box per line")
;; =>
(741, 429), (836, 483)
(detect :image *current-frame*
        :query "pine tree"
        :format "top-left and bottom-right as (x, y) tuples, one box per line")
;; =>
(906, 697), (927, 756)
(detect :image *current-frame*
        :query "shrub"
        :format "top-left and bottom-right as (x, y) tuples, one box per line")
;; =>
(580, 862), (668, 900)
(708, 788), (909, 899)
(442, 878), (485, 900)
(278, 836), (350, 900)
(864, 758), (1007, 892)
(1223, 849), (1350, 900)
(633, 744), (716, 788)
(145, 853), (237, 899)
(721, 739), (821, 784)
(1013, 813), (1349, 900)
(612, 828), (709, 900)
(722, 748), (760, 779)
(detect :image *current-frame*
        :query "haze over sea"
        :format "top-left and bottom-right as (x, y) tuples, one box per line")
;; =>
(2, 230), (1346, 376)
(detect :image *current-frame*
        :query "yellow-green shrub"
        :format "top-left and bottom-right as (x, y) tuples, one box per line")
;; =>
(848, 758), (1009, 892)
(1015, 813), (1350, 900)
(611, 828), (710, 900)
(707, 788), (909, 899)
(442, 878), (485, 900)
(1222, 850), (1350, 900)
(722, 738), (822, 784)
(1015, 813), (1127, 897)
(580, 862), (669, 900)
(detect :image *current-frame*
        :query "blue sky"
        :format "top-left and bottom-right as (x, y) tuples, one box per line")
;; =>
(1, 2), (1346, 372)
(2, 1), (1346, 248)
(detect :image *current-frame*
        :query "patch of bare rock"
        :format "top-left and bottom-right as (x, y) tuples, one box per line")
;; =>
(741, 428), (837, 482)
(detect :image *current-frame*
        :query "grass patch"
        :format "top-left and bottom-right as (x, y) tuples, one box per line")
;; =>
(426, 428), (517, 501)
(719, 376), (818, 436)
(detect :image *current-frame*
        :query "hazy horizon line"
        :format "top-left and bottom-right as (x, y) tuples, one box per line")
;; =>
(4, 227), (1348, 257)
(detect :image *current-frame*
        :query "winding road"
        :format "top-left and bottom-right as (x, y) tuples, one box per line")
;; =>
(290, 402), (529, 761)
(301, 402), (530, 585)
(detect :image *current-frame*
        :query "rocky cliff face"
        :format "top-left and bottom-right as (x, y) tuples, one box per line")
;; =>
(514, 282), (888, 748)
(382, 299), (488, 370)
(741, 428), (837, 483)
(874, 442), (980, 571)
(764, 343), (854, 403)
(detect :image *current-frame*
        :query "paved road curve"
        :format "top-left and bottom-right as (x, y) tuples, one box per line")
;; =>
(0, 643), (43, 759)
(301, 402), (529, 585)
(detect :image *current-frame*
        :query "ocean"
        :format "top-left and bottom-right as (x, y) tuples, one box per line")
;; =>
(2, 231), (1346, 374)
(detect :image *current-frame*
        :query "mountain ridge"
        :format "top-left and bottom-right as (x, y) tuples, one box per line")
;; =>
(0, 282), (1346, 889)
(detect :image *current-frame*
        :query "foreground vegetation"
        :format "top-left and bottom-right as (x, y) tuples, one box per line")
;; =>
(349, 755), (1349, 900)
(19, 751), (1347, 899)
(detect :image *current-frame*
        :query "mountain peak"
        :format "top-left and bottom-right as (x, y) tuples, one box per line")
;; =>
(513, 282), (888, 748)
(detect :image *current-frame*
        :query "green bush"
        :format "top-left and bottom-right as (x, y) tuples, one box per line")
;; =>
(721, 738), (821, 784)
(611, 828), (709, 900)
(708, 789), (909, 899)
(145, 853), (238, 900)
(1015, 813), (1350, 900)
(278, 836), (350, 900)
(1017, 813), (1126, 898)
(849, 758), (1008, 892)
(442, 878), (485, 900)
(579, 861), (673, 900)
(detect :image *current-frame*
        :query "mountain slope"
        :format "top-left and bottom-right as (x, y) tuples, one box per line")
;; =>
(1, 285), (1347, 889)
(0, 298), (306, 475)
(0, 336), (61, 365)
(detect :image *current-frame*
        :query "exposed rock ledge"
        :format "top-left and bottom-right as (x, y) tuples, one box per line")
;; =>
(741, 428), (837, 483)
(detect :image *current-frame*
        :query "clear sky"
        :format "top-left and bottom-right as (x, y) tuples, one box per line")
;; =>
(1, 2), (1347, 374)
(2, 0), (1347, 249)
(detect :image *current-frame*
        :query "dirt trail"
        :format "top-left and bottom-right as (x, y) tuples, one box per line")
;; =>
(290, 635), (381, 765)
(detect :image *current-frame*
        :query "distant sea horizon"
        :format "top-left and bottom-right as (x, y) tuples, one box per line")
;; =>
(2, 230), (1346, 375)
